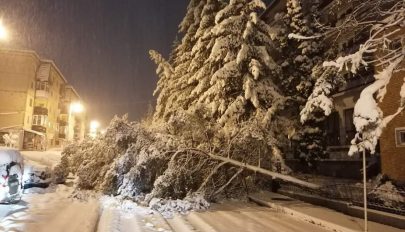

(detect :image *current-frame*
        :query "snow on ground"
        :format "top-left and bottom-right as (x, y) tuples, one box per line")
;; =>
(0, 150), (172, 232)
(98, 196), (172, 232)
(0, 184), (99, 232)
(0, 150), (351, 232)
(0, 150), (100, 232)
(166, 201), (330, 232)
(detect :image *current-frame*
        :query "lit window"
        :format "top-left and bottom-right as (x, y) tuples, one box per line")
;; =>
(33, 115), (48, 126)
(395, 128), (405, 147)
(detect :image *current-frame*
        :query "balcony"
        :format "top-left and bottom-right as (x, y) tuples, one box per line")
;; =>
(35, 90), (49, 98)
(33, 106), (48, 115)
(60, 106), (69, 115)
(36, 81), (50, 99)
(59, 120), (68, 127)
(32, 125), (46, 133)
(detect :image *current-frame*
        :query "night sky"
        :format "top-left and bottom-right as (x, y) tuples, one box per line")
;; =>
(0, 0), (188, 126)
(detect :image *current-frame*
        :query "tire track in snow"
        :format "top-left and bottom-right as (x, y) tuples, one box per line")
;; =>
(96, 197), (172, 232)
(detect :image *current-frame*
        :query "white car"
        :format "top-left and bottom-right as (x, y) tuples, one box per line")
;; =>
(0, 147), (24, 203)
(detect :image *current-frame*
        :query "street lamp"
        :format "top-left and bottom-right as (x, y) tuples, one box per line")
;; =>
(67, 102), (84, 141)
(0, 20), (9, 42)
(70, 102), (84, 114)
(89, 120), (100, 138)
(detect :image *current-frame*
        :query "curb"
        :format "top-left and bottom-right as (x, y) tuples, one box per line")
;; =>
(248, 195), (358, 232)
(278, 189), (405, 229)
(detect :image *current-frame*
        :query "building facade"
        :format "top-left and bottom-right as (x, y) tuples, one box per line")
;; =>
(0, 49), (86, 150)
(262, 0), (405, 183)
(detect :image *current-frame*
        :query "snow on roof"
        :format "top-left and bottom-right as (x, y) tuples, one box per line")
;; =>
(0, 147), (23, 165)
(24, 129), (45, 137)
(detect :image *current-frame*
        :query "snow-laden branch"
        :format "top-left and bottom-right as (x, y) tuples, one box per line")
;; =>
(323, 43), (375, 73)
(183, 148), (320, 189)
(349, 56), (404, 156)
(300, 66), (338, 123)
(299, 0), (404, 156)
(287, 33), (322, 40)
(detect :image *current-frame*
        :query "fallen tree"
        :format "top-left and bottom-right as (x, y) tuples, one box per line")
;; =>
(56, 114), (318, 206)
(175, 148), (320, 189)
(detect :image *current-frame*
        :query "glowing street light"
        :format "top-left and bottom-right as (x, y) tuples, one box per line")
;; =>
(0, 20), (9, 41)
(90, 120), (100, 130)
(70, 102), (84, 113)
(67, 102), (84, 141)
(89, 120), (100, 138)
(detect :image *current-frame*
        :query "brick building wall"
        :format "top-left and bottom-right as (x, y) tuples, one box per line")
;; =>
(379, 65), (405, 184)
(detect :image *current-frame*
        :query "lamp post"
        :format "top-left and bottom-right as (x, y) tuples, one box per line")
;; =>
(363, 149), (368, 232)
(68, 102), (84, 141)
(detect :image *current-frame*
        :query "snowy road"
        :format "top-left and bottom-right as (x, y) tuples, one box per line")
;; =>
(0, 151), (330, 232)
(167, 201), (330, 232)
(0, 150), (100, 232)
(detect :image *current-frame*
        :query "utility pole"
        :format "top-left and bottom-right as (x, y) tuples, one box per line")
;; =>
(363, 149), (368, 232)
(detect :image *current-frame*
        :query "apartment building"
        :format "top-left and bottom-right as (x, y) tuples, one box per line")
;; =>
(0, 49), (43, 149)
(33, 61), (68, 148)
(262, 0), (405, 183)
(0, 49), (86, 150)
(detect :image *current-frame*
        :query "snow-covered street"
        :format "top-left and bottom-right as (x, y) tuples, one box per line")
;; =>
(0, 151), (171, 232)
(0, 184), (100, 232)
(0, 151), (334, 232)
(167, 201), (330, 232)
(0, 150), (99, 232)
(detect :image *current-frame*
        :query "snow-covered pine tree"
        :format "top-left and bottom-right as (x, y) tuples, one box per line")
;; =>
(274, 0), (326, 165)
(186, 0), (226, 113)
(149, 50), (174, 121)
(194, 0), (284, 126)
(151, 0), (206, 122)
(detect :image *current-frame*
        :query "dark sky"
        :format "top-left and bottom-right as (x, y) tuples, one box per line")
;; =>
(0, 0), (188, 126)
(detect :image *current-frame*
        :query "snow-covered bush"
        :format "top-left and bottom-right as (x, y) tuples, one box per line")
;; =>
(369, 180), (405, 208)
(3, 133), (19, 148)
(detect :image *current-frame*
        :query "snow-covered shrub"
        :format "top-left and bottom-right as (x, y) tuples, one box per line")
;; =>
(3, 133), (19, 148)
(369, 181), (405, 208)
(57, 115), (145, 191)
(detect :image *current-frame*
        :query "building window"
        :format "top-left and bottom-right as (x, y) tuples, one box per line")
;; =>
(33, 115), (48, 126)
(395, 128), (405, 147)
(36, 81), (49, 92)
(325, 111), (340, 146)
(29, 98), (33, 107)
(344, 108), (356, 145)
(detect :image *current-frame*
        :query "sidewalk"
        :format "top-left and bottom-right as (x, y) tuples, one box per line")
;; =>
(249, 191), (405, 232)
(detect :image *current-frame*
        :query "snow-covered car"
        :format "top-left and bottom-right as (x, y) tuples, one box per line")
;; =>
(0, 147), (24, 203)
(23, 163), (51, 189)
